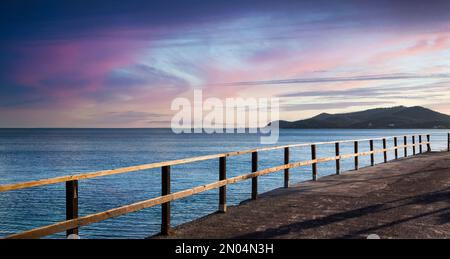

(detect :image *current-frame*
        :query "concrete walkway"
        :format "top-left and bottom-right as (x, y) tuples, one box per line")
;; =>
(155, 152), (450, 239)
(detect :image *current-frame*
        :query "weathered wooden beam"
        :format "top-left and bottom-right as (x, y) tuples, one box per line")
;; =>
(404, 136), (408, 157)
(383, 138), (387, 163)
(419, 135), (423, 154)
(219, 157), (226, 213)
(427, 134), (431, 152)
(412, 136), (416, 155)
(161, 166), (171, 235)
(394, 137), (398, 159)
(311, 145), (317, 180)
(335, 142), (340, 175)
(354, 141), (359, 170)
(284, 147), (289, 188)
(370, 140), (375, 166)
(66, 180), (78, 237)
(447, 132), (450, 151)
(251, 151), (258, 200)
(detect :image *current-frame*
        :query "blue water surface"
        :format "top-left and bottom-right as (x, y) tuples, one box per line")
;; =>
(0, 128), (448, 238)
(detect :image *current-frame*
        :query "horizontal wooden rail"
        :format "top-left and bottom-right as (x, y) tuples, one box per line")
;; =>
(3, 139), (429, 239)
(0, 134), (427, 193)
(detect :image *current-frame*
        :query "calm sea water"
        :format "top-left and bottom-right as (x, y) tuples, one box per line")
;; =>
(0, 128), (448, 239)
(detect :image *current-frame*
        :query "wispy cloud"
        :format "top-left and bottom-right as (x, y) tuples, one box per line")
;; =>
(281, 101), (394, 111)
(278, 80), (450, 98)
(84, 111), (169, 125)
(2, 1), (450, 127)
(214, 73), (450, 86)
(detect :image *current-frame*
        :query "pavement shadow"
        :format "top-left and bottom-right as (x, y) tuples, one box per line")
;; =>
(233, 188), (450, 239)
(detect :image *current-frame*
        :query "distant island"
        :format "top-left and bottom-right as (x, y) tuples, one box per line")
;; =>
(273, 106), (450, 129)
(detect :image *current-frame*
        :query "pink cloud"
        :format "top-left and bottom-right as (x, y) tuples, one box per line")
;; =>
(370, 33), (450, 64)
(8, 34), (148, 107)
(201, 46), (352, 98)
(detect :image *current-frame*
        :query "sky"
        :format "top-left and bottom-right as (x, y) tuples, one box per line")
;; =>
(1, 0), (450, 127)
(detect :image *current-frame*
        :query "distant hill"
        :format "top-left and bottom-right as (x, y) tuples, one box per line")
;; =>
(274, 106), (450, 129)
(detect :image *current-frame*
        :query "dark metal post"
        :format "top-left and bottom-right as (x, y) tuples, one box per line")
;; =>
(66, 180), (79, 237)
(311, 145), (317, 180)
(354, 141), (359, 170)
(161, 165), (171, 235)
(427, 134), (431, 152)
(219, 157), (227, 213)
(251, 152), (258, 200)
(369, 140), (374, 166)
(394, 137), (398, 159)
(284, 147), (289, 188)
(412, 136), (416, 155)
(335, 142), (340, 175)
(383, 138), (387, 163)
(404, 136), (408, 157)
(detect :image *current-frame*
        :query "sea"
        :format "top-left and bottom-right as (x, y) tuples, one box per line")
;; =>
(0, 128), (448, 239)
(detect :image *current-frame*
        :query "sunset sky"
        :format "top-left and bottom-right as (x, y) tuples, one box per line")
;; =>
(1, 0), (450, 127)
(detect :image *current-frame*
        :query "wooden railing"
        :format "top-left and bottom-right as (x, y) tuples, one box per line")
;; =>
(0, 134), (437, 239)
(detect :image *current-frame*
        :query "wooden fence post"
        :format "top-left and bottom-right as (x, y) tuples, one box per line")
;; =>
(284, 147), (289, 188)
(394, 137), (398, 159)
(354, 141), (359, 170)
(161, 165), (171, 235)
(412, 136), (416, 155)
(251, 151), (258, 200)
(219, 156), (227, 213)
(370, 140), (374, 166)
(419, 135), (423, 154)
(311, 145), (317, 180)
(66, 180), (79, 237)
(448, 133), (450, 152)
(383, 138), (387, 163)
(335, 142), (340, 175)
(404, 136), (408, 157)
(427, 134), (431, 152)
